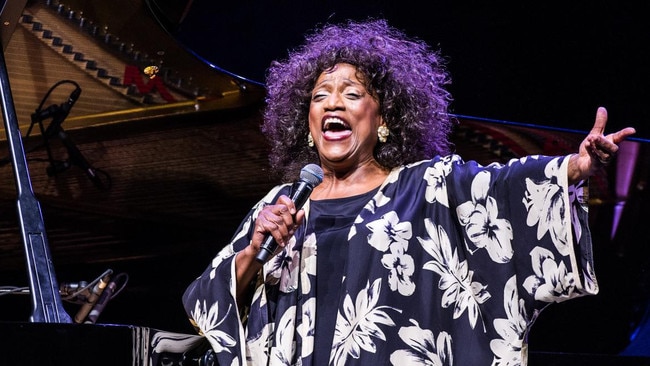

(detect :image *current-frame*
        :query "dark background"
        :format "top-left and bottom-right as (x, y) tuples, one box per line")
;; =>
(157, 0), (650, 140)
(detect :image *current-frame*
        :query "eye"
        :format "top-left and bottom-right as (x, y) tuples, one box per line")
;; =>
(312, 92), (327, 101)
(343, 85), (364, 99)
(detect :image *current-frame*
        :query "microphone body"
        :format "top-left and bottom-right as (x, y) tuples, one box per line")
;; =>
(86, 278), (117, 324)
(74, 276), (109, 323)
(31, 104), (59, 122)
(255, 164), (323, 263)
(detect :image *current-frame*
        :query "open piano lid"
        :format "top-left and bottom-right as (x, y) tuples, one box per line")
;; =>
(0, 2), (213, 365)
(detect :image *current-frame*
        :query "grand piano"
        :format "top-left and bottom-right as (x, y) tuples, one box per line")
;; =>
(0, 1), (649, 365)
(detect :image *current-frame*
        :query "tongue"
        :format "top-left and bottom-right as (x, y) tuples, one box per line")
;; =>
(323, 130), (352, 140)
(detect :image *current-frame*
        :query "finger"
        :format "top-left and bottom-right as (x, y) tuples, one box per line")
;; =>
(264, 199), (295, 230)
(276, 195), (298, 215)
(254, 222), (266, 235)
(293, 209), (306, 229)
(589, 107), (608, 136)
(592, 126), (637, 154)
(608, 127), (637, 144)
(591, 143), (614, 166)
(262, 207), (290, 231)
(255, 195), (301, 246)
(257, 214), (291, 247)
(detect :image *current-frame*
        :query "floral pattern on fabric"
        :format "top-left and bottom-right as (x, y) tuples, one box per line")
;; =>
(183, 154), (598, 366)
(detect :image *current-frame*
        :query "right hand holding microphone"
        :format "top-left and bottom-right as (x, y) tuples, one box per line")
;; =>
(234, 195), (304, 302)
(252, 195), (305, 261)
(253, 164), (323, 263)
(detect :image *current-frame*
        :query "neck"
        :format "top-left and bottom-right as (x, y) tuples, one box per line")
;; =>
(311, 161), (389, 200)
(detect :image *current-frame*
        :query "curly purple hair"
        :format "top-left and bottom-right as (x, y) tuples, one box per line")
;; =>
(262, 19), (454, 182)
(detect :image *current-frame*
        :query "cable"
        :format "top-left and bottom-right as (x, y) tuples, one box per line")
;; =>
(60, 268), (114, 303)
(108, 272), (129, 299)
(0, 286), (30, 296)
(0, 80), (80, 167)
(27, 79), (81, 139)
(33, 81), (81, 178)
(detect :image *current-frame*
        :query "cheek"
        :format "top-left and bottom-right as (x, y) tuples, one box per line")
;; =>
(308, 109), (319, 131)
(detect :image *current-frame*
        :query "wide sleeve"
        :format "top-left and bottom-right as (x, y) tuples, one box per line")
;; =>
(447, 154), (598, 303)
(388, 154), (598, 363)
(181, 184), (287, 365)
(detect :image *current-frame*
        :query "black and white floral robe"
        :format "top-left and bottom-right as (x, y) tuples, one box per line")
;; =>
(182, 154), (598, 366)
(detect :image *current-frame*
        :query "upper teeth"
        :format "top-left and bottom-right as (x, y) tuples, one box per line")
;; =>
(324, 117), (347, 130)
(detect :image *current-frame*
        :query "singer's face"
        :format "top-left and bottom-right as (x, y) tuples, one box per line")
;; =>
(308, 63), (384, 169)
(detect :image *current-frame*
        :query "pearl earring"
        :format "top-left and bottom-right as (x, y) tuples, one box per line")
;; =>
(308, 133), (314, 147)
(378, 125), (390, 143)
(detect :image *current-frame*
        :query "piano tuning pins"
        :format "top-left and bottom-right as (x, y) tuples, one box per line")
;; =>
(144, 66), (160, 79)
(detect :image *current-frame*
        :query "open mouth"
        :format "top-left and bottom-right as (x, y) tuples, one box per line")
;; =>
(322, 117), (352, 140)
(323, 117), (350, 132)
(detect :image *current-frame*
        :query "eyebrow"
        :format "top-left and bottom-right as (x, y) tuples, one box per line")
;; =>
(314, 77), (361, 89)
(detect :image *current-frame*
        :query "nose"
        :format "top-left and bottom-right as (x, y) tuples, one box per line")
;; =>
(323, 92), (344, 111)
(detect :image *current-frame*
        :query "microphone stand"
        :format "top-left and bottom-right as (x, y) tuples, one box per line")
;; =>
(32, 103), (107, 190)
(51, 124), (106, 190)
(31, 104), (71, 177)
(0, 37), (71, 323)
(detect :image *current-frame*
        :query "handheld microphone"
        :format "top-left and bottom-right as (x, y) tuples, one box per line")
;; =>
(255, 164), (323, 263)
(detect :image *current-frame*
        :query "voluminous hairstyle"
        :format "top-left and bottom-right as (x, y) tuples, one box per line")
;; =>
(262, 18), (454, 182)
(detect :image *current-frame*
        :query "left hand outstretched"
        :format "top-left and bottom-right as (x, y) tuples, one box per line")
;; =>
(568, 107), (636, 183)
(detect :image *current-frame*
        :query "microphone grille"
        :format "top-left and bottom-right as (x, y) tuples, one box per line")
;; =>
(300, 164), (324, 186)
